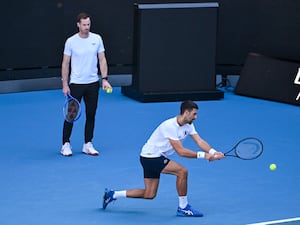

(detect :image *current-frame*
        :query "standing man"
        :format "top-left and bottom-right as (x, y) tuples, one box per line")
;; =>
(60, 12), (111, 157)
(102, 100), (225, 217)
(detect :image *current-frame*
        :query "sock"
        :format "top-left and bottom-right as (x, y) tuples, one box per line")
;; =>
(113, 190), (127, 199)
(178, 196), (188, 208)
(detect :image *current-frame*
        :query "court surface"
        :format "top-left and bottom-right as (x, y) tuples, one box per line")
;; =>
(0, 87), (299, 225)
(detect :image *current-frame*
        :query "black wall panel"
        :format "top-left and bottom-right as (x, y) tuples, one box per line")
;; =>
(1, 0), (300, 79)
(252, 0), (300, 62)
(0, 1), (64, 69)
(216, 0), (259, 65)
(131, 3), (218, 92)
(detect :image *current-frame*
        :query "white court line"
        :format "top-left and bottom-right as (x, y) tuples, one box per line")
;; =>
(247, 217), (300, 225)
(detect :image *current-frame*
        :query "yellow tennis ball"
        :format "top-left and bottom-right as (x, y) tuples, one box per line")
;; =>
(106, 88), (112, 94)
(269, 163), (277, 171)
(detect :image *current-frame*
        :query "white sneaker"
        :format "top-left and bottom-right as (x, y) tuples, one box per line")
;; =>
(61, 142), (72, 156)
(82, 142), (99, 156)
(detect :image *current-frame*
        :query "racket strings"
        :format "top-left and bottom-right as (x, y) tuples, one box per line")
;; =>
(66, 100), (79, 120)
(235, 139), (263, 159)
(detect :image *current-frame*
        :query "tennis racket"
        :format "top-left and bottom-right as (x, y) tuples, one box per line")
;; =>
(63, 93), (81, 123)
(224, 137), (263, 160)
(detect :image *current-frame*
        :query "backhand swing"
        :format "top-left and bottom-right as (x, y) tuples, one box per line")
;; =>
(102, 100), (225, 217)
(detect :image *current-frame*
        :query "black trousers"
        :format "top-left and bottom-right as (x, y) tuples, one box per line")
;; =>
(62, 81), (100, 144)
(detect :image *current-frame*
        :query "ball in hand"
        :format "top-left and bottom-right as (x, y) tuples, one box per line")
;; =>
(106, 88), (112, 94)
(269, 163), (277, 171)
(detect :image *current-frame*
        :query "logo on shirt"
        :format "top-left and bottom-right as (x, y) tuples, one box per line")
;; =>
(178, 130), (188, 139)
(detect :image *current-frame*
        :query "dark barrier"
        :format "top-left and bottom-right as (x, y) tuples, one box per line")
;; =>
(235, 53), (300, 106)
(122, 2), (223, 102)
(2, 0), (300, 83)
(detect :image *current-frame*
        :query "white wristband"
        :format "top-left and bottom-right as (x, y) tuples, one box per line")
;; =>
(197, 151), (205, 159)
(209, 148), (217, 155)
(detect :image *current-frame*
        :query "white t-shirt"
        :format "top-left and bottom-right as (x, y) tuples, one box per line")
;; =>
(140, 117), (197, 158)
(63, 32), (105, 84)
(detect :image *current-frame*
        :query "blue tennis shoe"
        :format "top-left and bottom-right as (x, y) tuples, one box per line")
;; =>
(177, 204), (203, 217)
(102, 188), (116, 209)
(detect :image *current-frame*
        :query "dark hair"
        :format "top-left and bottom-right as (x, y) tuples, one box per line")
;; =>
(77, 12), (90, 23)
(180, 100), (198, 115)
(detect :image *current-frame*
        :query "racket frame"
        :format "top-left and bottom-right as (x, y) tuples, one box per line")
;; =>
(224, 137), (263, 160)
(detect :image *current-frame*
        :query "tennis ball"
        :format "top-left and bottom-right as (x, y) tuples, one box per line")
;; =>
(106, 88), (112, 94)
(269, 163), (277, 171)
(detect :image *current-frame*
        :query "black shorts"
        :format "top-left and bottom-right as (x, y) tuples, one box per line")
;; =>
(140, 156), (170, 179)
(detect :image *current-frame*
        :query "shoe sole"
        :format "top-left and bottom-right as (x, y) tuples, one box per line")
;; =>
(82, 151), (99, 156)
(177, 212), (203, 217)
(61, 152), (72, 157)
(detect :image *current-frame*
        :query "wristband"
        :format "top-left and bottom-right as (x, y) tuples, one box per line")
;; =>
(209, 148), (217, 155)
(102, 77), (108, 80)
(197, 151), (205, 159)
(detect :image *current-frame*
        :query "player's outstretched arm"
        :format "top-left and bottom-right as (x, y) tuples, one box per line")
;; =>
(169, 138), (216, 161)
(191, 134), (225, 161)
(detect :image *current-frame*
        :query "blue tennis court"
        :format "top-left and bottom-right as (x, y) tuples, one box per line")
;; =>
(0, 87), (299, 225)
